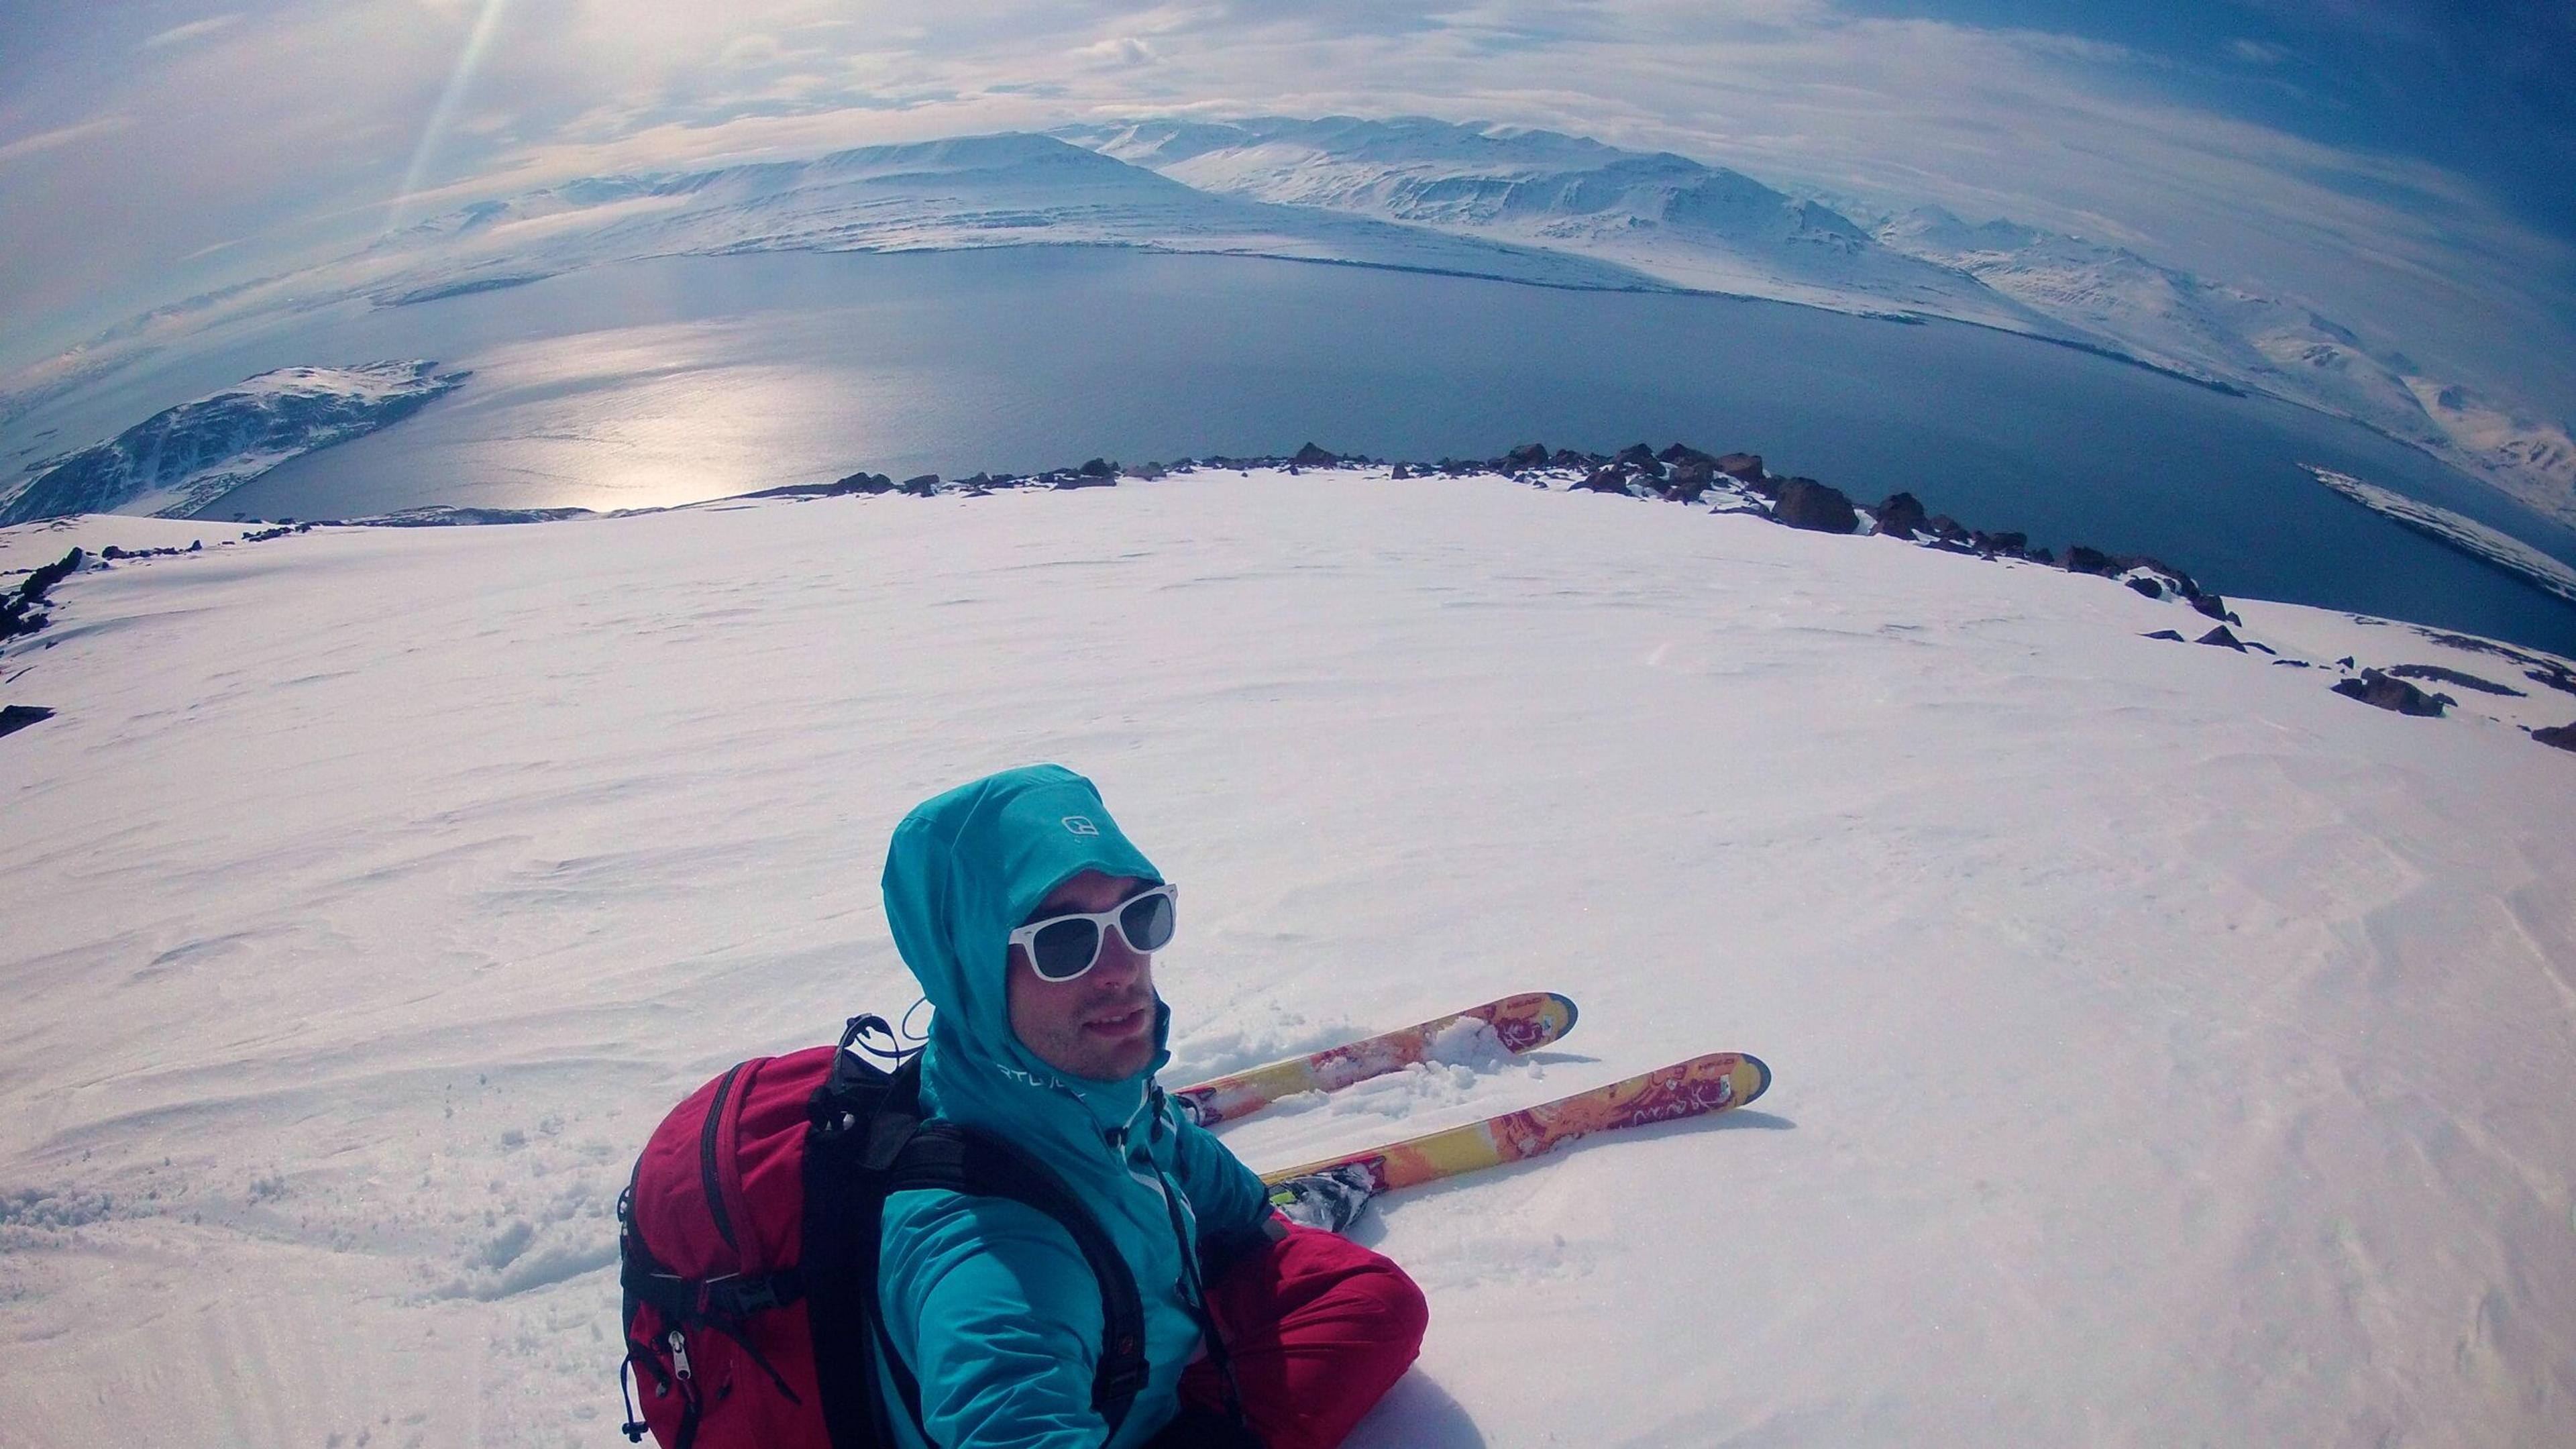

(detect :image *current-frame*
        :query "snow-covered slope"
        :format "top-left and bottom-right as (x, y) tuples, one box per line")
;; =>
(1876, 207), (2576, 526)
(0, 363), (466, 524)
(1065, 117), (2058, 333)
(3, 469), (2571, 1446)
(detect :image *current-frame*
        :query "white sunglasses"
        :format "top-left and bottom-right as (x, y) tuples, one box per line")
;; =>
(1007, 883), (1179, 982)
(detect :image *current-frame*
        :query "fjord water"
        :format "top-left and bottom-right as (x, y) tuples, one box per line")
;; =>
(133, 248), (2576, 657)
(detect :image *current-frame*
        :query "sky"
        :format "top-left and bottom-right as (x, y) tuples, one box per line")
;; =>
(1, 0), (2570, 414)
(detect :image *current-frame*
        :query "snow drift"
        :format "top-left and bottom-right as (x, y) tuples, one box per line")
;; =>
(1, 466), (2572, 1447)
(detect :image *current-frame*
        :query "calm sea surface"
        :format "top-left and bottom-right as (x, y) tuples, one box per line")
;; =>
(46, 248), (2576, 657)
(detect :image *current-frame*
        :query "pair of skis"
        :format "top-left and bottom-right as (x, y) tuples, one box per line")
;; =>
(1169, 991), (1769, 1205)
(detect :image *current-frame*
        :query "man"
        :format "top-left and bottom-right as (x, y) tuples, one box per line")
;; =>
(877, 764), (1428, 1449)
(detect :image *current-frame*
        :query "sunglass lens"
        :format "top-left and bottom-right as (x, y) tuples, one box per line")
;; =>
(1029, 918), (1103, 980)
(1119, 891), (1175, 953)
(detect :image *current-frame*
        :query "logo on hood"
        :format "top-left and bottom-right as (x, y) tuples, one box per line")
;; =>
(1061, 816), (1101, 836)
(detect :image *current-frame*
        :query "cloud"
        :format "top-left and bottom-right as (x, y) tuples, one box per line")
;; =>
(142, 15), (244, 50)
(2226, 38), (2292, 64)
(1071, 36), (1157, 66)
(0, 115), (138, 165)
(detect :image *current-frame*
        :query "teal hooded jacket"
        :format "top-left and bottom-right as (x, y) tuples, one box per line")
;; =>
(876, 765), (1275, 1449)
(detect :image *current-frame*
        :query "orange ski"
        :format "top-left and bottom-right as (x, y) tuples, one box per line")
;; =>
(1172, 991), (1577, 1128)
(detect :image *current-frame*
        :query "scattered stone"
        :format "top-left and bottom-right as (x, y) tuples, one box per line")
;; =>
(899, 474), (941, 495)
(2192, 594), (2231, 621)
(2337, 656), (2356, 669)
(1503, 442), (1550, 470)
(2533, 722), (2576, 751)
(2063, 545), (2115, 576)
(1873, 492), (1927, 539)
(1576, 468), (1631, 494)
(1077, 458), (1116, 478)
(0, 704), (55, 738)
(1291, 442), (1339, 467)
(2141, 629), (2187, 642)
(2332, 668), (2447, 717)
(1976, 531), (2027, 558)
(1658, 443), (1715, 467)
(2196, 626), (2247, 651)
(2127, 578), (2163, 600)
(2274, 659), (2313, 668)
(2383, 663), (2524, 697)
(2025, 546), (2055, 565)
(1, 547), (85, 642)
(1713, 452), (1764, 482)
(1615, 443), (1656, 468)
(1771, 478), (1858, 534)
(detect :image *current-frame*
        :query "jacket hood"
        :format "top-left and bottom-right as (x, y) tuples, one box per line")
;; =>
(881, 765), (1170, 1130)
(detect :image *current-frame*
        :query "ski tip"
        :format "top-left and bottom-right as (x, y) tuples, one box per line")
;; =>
(1548, 991), (1578, 1038)
(1738, 1053), (1772, 1106)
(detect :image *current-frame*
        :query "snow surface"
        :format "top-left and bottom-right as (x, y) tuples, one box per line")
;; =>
(3, 469), (2574, 1448)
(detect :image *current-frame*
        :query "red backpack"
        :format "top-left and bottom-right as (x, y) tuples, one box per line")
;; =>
(616, 1014), (1149, 1449)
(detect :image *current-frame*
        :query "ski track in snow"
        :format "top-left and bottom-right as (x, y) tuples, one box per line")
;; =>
(1, 470), (2573, 1447)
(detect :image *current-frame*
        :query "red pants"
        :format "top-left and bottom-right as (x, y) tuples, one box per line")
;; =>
(1177, 1225), (1430, 1449)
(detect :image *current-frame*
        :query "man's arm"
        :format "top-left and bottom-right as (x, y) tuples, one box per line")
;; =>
(879, 1191), (1115, 1449)
(1165, 1111), (1281, 1277)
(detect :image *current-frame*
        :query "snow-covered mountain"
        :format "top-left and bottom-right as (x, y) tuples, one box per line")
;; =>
(0, 363), (466, 524)
(358, 131), (1664, 305)
(3, 466), (2571, 1446)
(1062, 116), (2061, 333)
(1874, 205), (2576, 525)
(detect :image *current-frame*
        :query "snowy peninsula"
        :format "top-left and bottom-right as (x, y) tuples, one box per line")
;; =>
(0, 363), (466, 525)
(2307, 464), (2576, 607)
(3, 458), (2572, 1447)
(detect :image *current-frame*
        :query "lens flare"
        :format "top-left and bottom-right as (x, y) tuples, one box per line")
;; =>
(383, 0), (513, 235)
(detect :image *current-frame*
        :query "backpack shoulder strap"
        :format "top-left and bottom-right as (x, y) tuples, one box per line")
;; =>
(887, 1124), (1151, 1430)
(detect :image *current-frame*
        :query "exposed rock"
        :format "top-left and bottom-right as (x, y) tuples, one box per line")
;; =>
(2127, 578), (2163, 600)
(1666, 460), (1714, 503)
(2196, 626), (2246, 651)
(2533, 721), (2576, 751)
(1658, 443), (1716, 467)
(2192, 594), (2231, 621)
(1, 547), (85, 642)
(1771, 478), (1858, 534)
(1577, 468), (1631, 494)
(2332, 669), (2447, 717)
(1873, 492), (1927, 539)
(2025, 546), (2055, 565)
(898, 474), (943, 496)
(1502, 442), (1551, 470)
(1615, 443), (1656, 468)
(2063, 545), (2115, 576)
(1550, 448), (1593, 470)
(2141, 629), (2187, 642)
(1078, 458), (1117, 478)
(1975, 531), (2027, 557)
(1925, 514), (1968, 541)
(2383, 663), (2524, 697)
(1713, 452), (1764, 482)
(1291, 442), (1339, 467)
(0, 704), (55, 739)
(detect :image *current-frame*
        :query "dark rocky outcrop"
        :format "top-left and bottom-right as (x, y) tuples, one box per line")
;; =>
(1873, 492), (1927, 539)
(2332, 669), (2448, 717)
(900, 474), (942, 495)
(1503, 442), (1550, 470)
(2127, 578), (2164, 600)
(2384, 663), (2523, 697)
(1, 547), (85, 642)
(1666, 460), (1714, 503)
(1576, 468), (1631, 494)
(1771, 479), (1858, 534)
(2533, 721), (2576, 751)
(1713, 453), (1764, 482)
(1658, 443), (1716, 467)
(2142, 629), (2187, 642)
(1077, 458), (1117, 478)
(1291, 442), (1340, 467)
(1614, 443), (1656, 468)
(0, 704), (54, 739)
(2063, 545), (2115, 576)
(2196, 626), (2247, 651)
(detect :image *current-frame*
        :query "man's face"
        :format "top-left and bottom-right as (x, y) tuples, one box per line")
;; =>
(1006, 869), (1161, 1083)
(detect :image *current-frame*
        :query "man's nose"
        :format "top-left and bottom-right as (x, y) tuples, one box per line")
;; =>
(1091, 932), (1146, 983)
